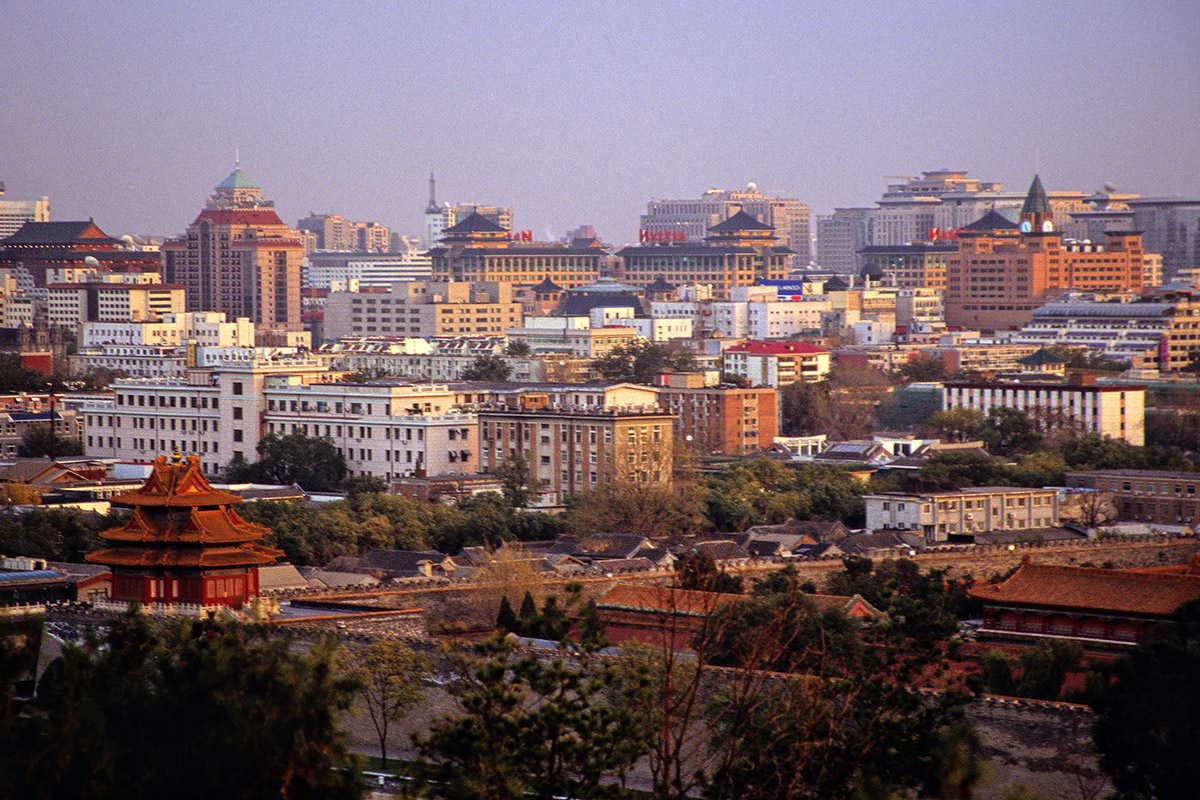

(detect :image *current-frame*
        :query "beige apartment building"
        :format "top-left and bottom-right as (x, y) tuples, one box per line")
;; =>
(864, 487), (1060, 542)
(323, 280), (523, 339)
(478, 399), (674, 506)
(47, 282), (185, 326)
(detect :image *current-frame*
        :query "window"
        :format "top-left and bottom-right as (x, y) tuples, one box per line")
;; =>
(233, 429), (243, 443)
(232, 382), (243, 396)
(233, 407), (243, 420)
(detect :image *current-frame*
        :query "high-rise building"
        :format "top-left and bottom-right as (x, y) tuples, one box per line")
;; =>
(162, 168), (304, 334)
(1128, 197), (1200, 282)
(816, 207), (873, 275)
(640, 184), (812, 266)
(296, 213), (391, 253)
(0, 182), (50, 240)
(944, 176), (1145, 331)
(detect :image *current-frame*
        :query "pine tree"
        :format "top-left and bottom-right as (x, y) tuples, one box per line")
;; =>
(518, 590), (538, 632)
(496, 595), (519, 634)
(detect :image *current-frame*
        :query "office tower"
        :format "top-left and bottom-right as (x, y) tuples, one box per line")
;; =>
(162, 167), (304, 333)
(816, 207), (874, 274)
(1128, 197), (1200, 281)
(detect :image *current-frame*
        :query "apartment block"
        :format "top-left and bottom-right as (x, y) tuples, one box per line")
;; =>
(654, 373), (778, 455)
(722, 341), (831, 387)
(323, 280), (523, 339)
(864, 487), (1060, 542)
(260, 377), (474, 479)
(47, 282), (185, 326)
(478, 402), (674, 506)
(942, 377), (1145, 446)
(505, 324), (641, 358)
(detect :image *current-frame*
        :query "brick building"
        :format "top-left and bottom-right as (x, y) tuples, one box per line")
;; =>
(945, 175), (1145, 331)
(653, 372), (778, 455)
(1065, 469), (1200, 526)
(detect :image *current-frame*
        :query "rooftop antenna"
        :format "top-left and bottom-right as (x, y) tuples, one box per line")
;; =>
(235, 147), (240, 170)
(1034, 148), (1039, 175)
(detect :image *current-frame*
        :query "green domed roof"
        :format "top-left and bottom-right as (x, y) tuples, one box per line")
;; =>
(216, 168), (259, 190)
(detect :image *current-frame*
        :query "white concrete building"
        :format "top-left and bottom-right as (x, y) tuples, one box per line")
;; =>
(864, 487), (1060, 543)
(942, 378), (1145, 446)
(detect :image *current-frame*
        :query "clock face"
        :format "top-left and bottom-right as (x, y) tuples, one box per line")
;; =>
(1020, 220), (1032, 233)
(1042, 220), (1054, 232)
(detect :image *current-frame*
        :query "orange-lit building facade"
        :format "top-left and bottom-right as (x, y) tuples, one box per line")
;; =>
(945, 176), (1144, 331)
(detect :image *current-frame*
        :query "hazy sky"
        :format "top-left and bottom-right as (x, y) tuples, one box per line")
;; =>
(3, 0), (1198, 244)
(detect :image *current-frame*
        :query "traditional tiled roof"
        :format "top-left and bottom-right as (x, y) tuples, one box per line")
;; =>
(1021, 174), (1051, 215)
(597, 583), (737, 616)
(646, 276), (676, 293)
(961, 209), (1019, 232)
(87, 454), (282, 570)
(2, 220), (116, 247)
(1017, 348), (1068, 366)
(531, 277), (564, 293)
(969, 558), (1200, 617)
(193, 209), (287, 227)
(708, 209), (773, 234)
(443, 211), (507, 234)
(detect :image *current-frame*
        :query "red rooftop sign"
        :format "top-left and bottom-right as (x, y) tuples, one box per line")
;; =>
(639, 229), (687, 243)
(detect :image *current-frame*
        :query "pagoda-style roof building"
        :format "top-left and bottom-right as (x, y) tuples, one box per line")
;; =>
(969, 557), (1200, 649)
(87, 454), (282, 609)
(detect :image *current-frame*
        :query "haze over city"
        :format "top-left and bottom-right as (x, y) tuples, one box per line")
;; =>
(3, 0), (1199, 242)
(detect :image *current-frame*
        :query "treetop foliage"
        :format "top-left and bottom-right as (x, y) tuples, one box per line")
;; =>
(0, 615), (362, 800)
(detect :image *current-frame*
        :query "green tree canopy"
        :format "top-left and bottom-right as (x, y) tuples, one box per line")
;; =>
(591, 340), (696, 384)
(460, 354), (512, 382)
(17, 423), (83, 457)
(416, 635), (652, 800)
(227, 431), (347, 492)
(0, 615), (362, 800)
(339, 636), (428, 768)
(1093, 598), (1200, 800)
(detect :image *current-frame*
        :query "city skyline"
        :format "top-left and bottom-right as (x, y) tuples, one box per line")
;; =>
(3, 1), (1198, 243)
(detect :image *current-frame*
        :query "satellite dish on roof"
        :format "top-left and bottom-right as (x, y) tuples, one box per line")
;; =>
(1103, 182), (1117, 194)
(747, 182), (757, 192)
(84, 256), (100, 267)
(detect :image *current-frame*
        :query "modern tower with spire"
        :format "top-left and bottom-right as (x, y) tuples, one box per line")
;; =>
(163, 165), (305, 338)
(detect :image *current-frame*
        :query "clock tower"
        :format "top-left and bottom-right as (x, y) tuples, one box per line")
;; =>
(1019, 174), (1055, 234)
